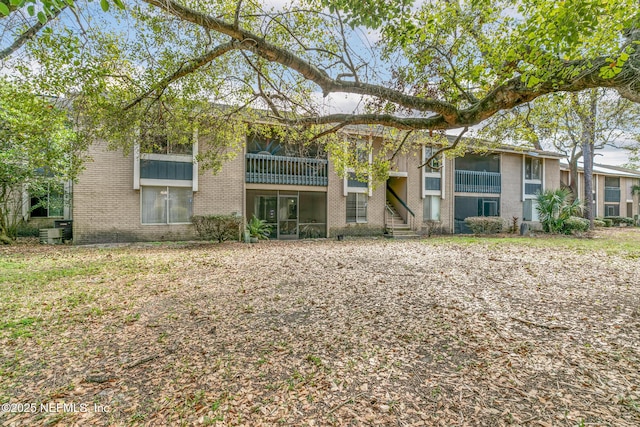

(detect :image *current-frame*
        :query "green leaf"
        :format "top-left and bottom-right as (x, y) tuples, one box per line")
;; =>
(26, 4), (34, 15)
(37, 11), (47, 24)
(9, 0), (22, 7)
(100, 0), (109, 12)
(0, 3), (10, 16)
(112, 0), (124, 9)
(527, 75), (541, 87)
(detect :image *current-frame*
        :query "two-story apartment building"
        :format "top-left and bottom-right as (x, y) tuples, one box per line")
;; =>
(560, 162), (640, 219)
(63, 126), (576, 243)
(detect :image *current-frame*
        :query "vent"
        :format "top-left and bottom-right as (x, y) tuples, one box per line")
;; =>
(39, 228), (63, 244)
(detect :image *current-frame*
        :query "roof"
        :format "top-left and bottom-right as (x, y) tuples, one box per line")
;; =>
(560, 161), (640, 178)
(335, 128), (564, 158)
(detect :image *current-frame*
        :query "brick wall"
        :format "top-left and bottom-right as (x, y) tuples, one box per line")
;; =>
(500, 153), (523, 224)
(73, 140), (244, 244)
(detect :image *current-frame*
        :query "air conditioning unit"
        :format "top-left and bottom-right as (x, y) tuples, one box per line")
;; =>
(39, 228), (63, 244)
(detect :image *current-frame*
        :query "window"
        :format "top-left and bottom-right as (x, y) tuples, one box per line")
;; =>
(354, 139), (369, 163)
(605, 204), (620, 217)
(423, 196), (440, 221)
(347, 172), (368, 188)
(605, 176), (620, 188)
(140, 123), (193, 155)
(30, 182), (64, 218)
(455, 153), (500, 173)
(141, 186), (193, 224)
(525, 157), (541, 180)
(423, 146), (442, 195)
(346, 193), (367, 223)
(424, 146), (441, 173)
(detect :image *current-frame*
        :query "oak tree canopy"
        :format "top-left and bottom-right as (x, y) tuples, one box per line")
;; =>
(1, 0), (639, 171)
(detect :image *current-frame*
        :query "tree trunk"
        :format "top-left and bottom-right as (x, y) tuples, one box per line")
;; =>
(583, 141), (594, 228)
(579, 90), (599, 229)
(569, 156), (579, 199)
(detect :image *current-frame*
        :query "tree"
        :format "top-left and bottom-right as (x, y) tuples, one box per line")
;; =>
(2, 0), (640, 173)
(0, 78), (86, 243)
(479, 88), (640, 227)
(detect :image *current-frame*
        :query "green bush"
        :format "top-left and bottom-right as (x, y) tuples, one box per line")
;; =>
(562, 216), (589, 234)
(464, 216), (504, 234)
(15, 222), (40, 237)
(191, 215), (242, 242)
(604, 216), (634, 226)
(331, 225), (385, 237)
(536, 189), (583, 233)
(593, 219), (606, 228)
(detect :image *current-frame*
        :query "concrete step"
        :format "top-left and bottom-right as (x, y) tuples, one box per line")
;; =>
(388, 224), (411, 230)
(391, 233), (423, 239)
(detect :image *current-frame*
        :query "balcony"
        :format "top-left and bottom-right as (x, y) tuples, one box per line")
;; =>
(604, 186), (620, 203)
(455, 170), (501, 193)
(246, 153), (328, 186)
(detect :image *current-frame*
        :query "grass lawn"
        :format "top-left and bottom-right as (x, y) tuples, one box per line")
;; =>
(1, 228), (639, 426)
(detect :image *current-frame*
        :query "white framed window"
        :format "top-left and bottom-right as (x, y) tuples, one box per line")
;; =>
(523, 156), (543, 199)
(423, 146), (442, 197)
(346, 192), (367, 223)
(343, 137), (373, 196)
(141, 186), (193, 224)
(30, 182), (64, 218)
(423, 195), (441, 221)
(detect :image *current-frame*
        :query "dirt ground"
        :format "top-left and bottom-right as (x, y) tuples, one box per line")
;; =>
(1, 229), (639, 426)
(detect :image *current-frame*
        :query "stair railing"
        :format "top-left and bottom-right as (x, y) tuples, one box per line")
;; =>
(385, 204), (395, 236)
(386, 184), (415, 230)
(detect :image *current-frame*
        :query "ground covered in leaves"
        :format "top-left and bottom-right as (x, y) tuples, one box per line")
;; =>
(1, 228), (639, 426)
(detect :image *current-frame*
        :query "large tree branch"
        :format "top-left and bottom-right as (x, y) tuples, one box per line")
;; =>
(141, 0), (640, 131)
(141, 0), (460, 122)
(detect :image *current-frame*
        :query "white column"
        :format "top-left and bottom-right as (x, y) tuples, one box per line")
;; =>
(192, 128), (199, 192)
(133, 142), (140, 190)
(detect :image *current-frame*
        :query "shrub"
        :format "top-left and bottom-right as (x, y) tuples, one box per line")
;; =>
(593, 219), (606, 228)
(536, 189), (583, 233)
(464, 216), (504, 234)
(604, 216), (634, 226)
(562, 216), (590, 234)
(331, 225), (385, 238)
(191, 215), (242, 242)
(15, 222), (40, 237)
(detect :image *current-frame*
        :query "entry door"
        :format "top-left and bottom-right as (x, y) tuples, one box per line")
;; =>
(278, 195), (298, 239)
(255, 196), (278, 239)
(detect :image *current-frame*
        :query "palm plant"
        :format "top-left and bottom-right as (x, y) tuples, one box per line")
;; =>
(246, 215), (272, 240)
(535, 189), (583, 233)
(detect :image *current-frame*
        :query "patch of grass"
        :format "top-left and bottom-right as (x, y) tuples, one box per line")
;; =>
(124, 312), (141, 324)
(0, 264), (106, 286)
(66, 291), (95, 309)
(1, 317), (39, 338)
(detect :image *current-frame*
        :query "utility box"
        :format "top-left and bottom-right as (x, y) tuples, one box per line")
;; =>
(39, 228), (63, 244)
(54, 220), (73, 241)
